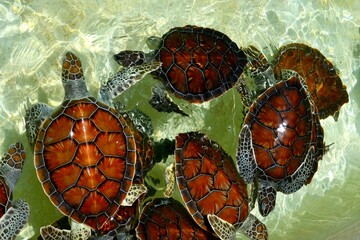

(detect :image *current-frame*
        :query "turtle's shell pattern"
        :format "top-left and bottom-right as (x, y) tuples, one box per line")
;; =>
(136, 198), (218, 240)
(244, 76), (318, 181)
(153, 25), (248, 103)
(34, 97), (136, 230)
(272, 43), (349, 119)
(175, 132), (248, 232)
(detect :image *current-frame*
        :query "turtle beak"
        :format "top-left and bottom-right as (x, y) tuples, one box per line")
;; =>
(62, 51), (83, 81)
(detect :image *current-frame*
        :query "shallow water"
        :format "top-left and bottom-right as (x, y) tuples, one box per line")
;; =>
(0, 0), (359, 239)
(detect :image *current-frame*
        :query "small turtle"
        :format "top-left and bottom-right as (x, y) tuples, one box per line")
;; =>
(237, 71), (325, 217)
(107, 25), (248, 110)
(25, 52), (159, 233)
(0, 142), (29, 239)
(136, 197), (219, 240)
(166, 132), (268, 240)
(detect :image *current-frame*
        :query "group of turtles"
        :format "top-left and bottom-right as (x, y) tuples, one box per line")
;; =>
(1, 25), (348, 239)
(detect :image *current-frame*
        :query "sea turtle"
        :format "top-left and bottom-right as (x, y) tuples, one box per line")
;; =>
(272, 43), (349, 120)
(236, 71), (325, 217)
(238, 43), (349, 120)
(0, 142), (29, 239)
(108, 25), (248, 112)
(25, 51), (160, 234)
(136, 198), (219, 240)
(166, 132), (268, 240)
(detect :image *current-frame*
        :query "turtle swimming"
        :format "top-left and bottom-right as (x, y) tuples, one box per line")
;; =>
(25, 51), (159, 235)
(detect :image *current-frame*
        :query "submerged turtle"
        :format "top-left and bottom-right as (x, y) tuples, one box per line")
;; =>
(108, 25), (248, 111)
(239, 43), (349, 120)
(272, 43), (348, 120)
(0, 142), (29, 239)
(237, 71), (325, 217)
(136, 198), (219, 240)
(166, 132), (268, 240)
(25, 52), (160, 234)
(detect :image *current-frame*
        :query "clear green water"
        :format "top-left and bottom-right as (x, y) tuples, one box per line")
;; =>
(0, 0), (359, 239)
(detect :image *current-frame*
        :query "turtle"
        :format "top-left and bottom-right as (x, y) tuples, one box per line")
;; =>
(236, 71), (325, 217)
(238, 43), (349, 120)
(25, 51), (160, 234)
(272, 43), (349, 120)
(107, 25), (248, 112)
(166, 132), (268, 240)
(0, 142), (30, 239)
(136, 197), (219, 240)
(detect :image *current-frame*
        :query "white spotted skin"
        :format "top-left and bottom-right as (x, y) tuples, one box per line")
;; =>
(164, 163), (175, 198)
(0, 199), (30, 240)
(121, 183), (147, 207)
(99, 62), (162, 106)
(40, 222), (91, 240)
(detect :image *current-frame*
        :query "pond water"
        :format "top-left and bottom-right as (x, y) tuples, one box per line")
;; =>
(0, 0), (359, 239)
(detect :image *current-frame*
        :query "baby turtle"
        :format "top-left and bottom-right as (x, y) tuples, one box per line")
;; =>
(136, 198), (219, 240)
(109, 25), (248, 107)
(237, 72), (325, 217)
(25, 52), (159, 232)
(0, 142), (29, 239)
(166, 132), (268, 240)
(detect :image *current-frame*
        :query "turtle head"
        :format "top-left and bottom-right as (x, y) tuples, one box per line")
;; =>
(62, 51), (89, 100)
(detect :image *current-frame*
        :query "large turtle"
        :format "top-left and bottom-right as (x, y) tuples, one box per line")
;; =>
(0, 142), (29, 239)
(166, 132), (268, 240)
(236, 71), (325, 217)
(136, 197), (219, 240)
(104, 25), (248, 112)
(25, 51), (160, 234)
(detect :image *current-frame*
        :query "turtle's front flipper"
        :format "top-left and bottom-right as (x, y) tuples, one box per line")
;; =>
(121, 183), (147, 207)
(239, 213), (268, 240)
(99, 62), (161, 106)
(236, 125), (257, 183)
(0, 199), (30, 239)
(164, 163), (175, 198)
(207, 214), (236, 240)
(40, 221), (91, 240)
(25, 103), (54, 148)
(279, 146), (315, 194)
(149, 84), (189, 116)
(114, 50), (148, 67)
(0, 142), (26, 192)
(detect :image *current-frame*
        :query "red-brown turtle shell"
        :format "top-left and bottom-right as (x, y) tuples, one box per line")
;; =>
(244, 76), (320, 181)
(136, 198), (218, 240)
(272, 43), (349, 119)
(34, 97), (136, 231)
(175, 132), (248, 232)
(153, 25), (248, 103)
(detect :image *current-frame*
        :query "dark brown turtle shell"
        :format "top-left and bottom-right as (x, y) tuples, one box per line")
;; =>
(34, 97), (137, 231)
(153, 25), (248, 103)
(244, 76), (322, 181)
(272, 43), (349, 120)
(175, 132), (248, 232)
(136, 198), (218, 240)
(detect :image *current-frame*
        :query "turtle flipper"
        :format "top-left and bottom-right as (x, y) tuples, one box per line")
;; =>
(279, 146), (315, 194)
(207, 214), (236, 240)
(40, 222), (91, 240)
(164, 163), (175, 198)
(236, 124), (257, 183)
(257, 182), (277, 217)
(149, 84), (189, 116)
(0, 142), (26, 192)
(0, 199), (29, 239)
(25, 102), (54, 148)
(239, 213), (268, 240)
(99, 62), (161, 106)
(114, 50), (148, 67)
(121, 183), (147, 206)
